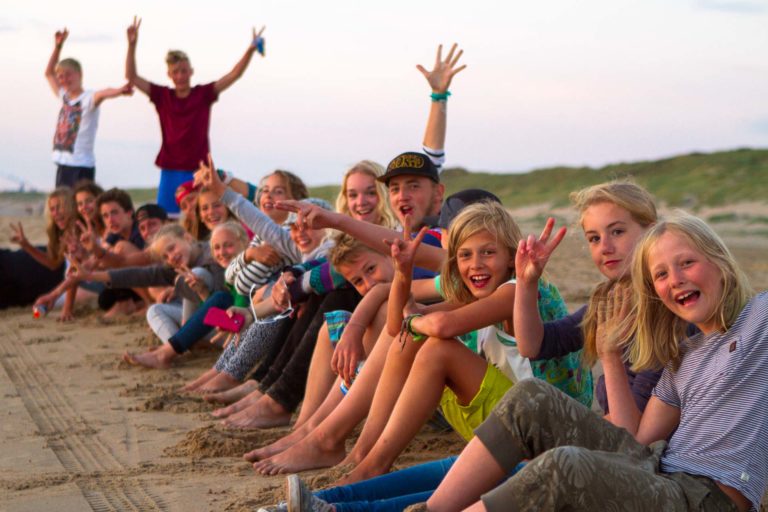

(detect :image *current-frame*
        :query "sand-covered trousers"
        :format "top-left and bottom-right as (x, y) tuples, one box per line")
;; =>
(475, 378), (739, 512)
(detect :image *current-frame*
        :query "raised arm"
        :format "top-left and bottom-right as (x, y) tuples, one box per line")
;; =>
(385, 219), (427, 336)
(276, 199), (446, 271)
(93, 83), (133, 107)
(45, 28), (68, 97)
(10, 222), (61, 270)
(214, 26), (265, 95)
(419, 43), (466, 157)
(125, 16), (151, 95)
(514, 218), (567, 358)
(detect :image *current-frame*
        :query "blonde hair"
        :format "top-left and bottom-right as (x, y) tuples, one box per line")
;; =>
(335, 161), (395, 228)
(45, 187), (76, 267)
(165, 50), (190, 66)
(211, 221), (249, 250)
(190, 188), (233, 241)
(329, 233), (374, 270)
(572, 180), (659, 367)
(55, 58), (82, 75)
(630, 212), (752, 372)
(149, 223), (188, 260)
(441, 202), (521, 304)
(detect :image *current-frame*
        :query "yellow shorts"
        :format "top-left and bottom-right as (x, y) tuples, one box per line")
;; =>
(439, 363), (513, 441)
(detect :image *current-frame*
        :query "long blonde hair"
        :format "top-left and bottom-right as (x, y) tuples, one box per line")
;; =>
(45, 187), (77, 267)
(441, 202), (521, 304)
(335, 161), (395, 228)
(630, 212), (752, 372)
(571, 180), (658, 367)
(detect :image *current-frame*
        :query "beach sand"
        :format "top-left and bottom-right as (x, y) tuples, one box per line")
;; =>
(2, 198), (767, 511)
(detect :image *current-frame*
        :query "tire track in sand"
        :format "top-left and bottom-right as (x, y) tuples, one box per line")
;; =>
(0, 326), (166, 511)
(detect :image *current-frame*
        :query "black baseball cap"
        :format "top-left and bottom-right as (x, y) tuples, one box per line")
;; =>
(377, 152), (440, 185)
(136, 203), (168, 222)
(436, 189), (502, 229)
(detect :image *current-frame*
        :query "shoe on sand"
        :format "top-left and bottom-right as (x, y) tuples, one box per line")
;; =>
(286, 474), (333, 512)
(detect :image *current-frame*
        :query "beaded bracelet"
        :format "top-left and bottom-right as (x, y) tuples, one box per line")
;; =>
(430, 91), (451, 102)
(399, 313), (426, 351)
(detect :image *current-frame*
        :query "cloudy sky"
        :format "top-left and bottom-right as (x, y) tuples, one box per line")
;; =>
(1, 0), (766, 192)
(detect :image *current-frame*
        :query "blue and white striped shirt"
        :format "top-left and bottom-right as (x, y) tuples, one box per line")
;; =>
(654, 291), (768, 510)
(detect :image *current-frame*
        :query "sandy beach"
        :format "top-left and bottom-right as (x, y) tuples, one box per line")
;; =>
(2, 197), (767, 511)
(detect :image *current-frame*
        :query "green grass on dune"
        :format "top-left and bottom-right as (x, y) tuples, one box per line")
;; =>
(3, 148), (767, 210)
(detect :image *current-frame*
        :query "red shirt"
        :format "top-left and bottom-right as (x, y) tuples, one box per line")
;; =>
(149, 82), (218, 170)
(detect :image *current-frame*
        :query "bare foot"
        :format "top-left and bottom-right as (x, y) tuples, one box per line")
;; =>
(251, 429), (347, 475)
(211, 388), (264, 418)
(181, 368), (219, 392)
(243, 420), (315, 462)
(221, 395), (292, 430)
(334, 460), (387, 487)
(205, 379), (260, 404)
(104, 299), (140, 319)
(197, 372), (240, 394)
(122, 344), (176, 369)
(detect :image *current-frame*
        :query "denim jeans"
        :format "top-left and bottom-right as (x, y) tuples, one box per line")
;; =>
(168, 291), (233, 353)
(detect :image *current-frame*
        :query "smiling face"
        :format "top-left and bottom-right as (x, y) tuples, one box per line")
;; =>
(210, 228), (245, 268)
(75, 191), (97, 222)
(648, 230), (724, 335)
(387, 175), (443, 230)
(138, 217), (164, 243)
(198, 191), (228, 230)
(337, 251), (394, 296)
(456, 229), (514, 300)
(259, 173), (291, 224)
(48, 196), (70, 230)
(582, 201), (648, 280)
(154, 235), (193, 269)
(289, 224), (325, 255)
(55, 65), (83, 95)
(100, 201), (133, 237)
(345, 172), (380, 223)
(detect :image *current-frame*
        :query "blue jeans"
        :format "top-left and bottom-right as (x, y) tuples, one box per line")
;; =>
(316, 457), (526, 512)
(168, 291), (233, 353)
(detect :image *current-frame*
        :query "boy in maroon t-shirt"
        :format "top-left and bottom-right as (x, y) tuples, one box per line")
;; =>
(125, 16), (265, 216)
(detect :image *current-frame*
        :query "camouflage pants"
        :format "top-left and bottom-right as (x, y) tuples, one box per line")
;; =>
(475, 379), (739, 512)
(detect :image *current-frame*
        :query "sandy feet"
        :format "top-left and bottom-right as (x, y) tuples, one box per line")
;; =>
(205, 379), (260, 404)
(251, 430), (347, 476)
(122, 343), (176, 369)
(181, 368), (219, 392)
(243, 420), (315, 462)
(196, 372), (240, 394)
(220, 394), (291, 429)
(211, 387), (264, 418)
(103, 299), (143, 320)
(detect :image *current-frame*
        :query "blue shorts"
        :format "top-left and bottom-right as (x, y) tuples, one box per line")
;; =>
(158, 169), (195, 216)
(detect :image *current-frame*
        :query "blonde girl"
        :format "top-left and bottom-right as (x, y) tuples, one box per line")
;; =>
(335, 160), (396, 228)
(336, 201), (571, 485)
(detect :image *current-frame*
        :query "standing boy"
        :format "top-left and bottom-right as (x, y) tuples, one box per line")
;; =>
(46, 28), (132, 187)
(124, 17), (265, 216)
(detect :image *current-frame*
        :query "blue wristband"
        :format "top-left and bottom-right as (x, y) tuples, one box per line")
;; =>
(430, 91), (451, 102)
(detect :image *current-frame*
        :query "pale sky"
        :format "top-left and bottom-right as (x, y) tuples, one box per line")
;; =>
(1, 0), (767, 192)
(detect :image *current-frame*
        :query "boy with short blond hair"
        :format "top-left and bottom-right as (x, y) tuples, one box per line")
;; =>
(45, 28), (132, 187)
(124, 17), (265, 216)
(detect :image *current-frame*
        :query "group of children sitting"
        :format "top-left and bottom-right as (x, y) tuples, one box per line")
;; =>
(8, 37), (766, 512)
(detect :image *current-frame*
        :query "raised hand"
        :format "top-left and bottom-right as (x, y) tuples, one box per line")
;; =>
(127, 16), (141, 45)
(9, 222), (29, 248)
(595, 281), (634, 358)
(385, 215), (428, 275)
(245, 243), (281, 267)
(55, 28), (69, 47)
(77, 217), (97, 254)
(177, 265), (209, 300)
(118, 83), (134, 96)
(193, 153), (226, 199)
(417, 43), (467, 94)
(252, 26), (266, 56)
(515, 217), (567, 285)
(275, 199), (334, 230)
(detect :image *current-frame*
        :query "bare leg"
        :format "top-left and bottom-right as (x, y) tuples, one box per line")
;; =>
(251, 328), (396, 475)
(427, 436), (505, 512)
(211, 386), (263, 418)
(221, 393), (292, 429)
(340, 338), (488, 485)
(293, 322), (336, 428)
(205, 379), (261, 404)
(123, 343), (177, 369)
(181, 367), (219, 392)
